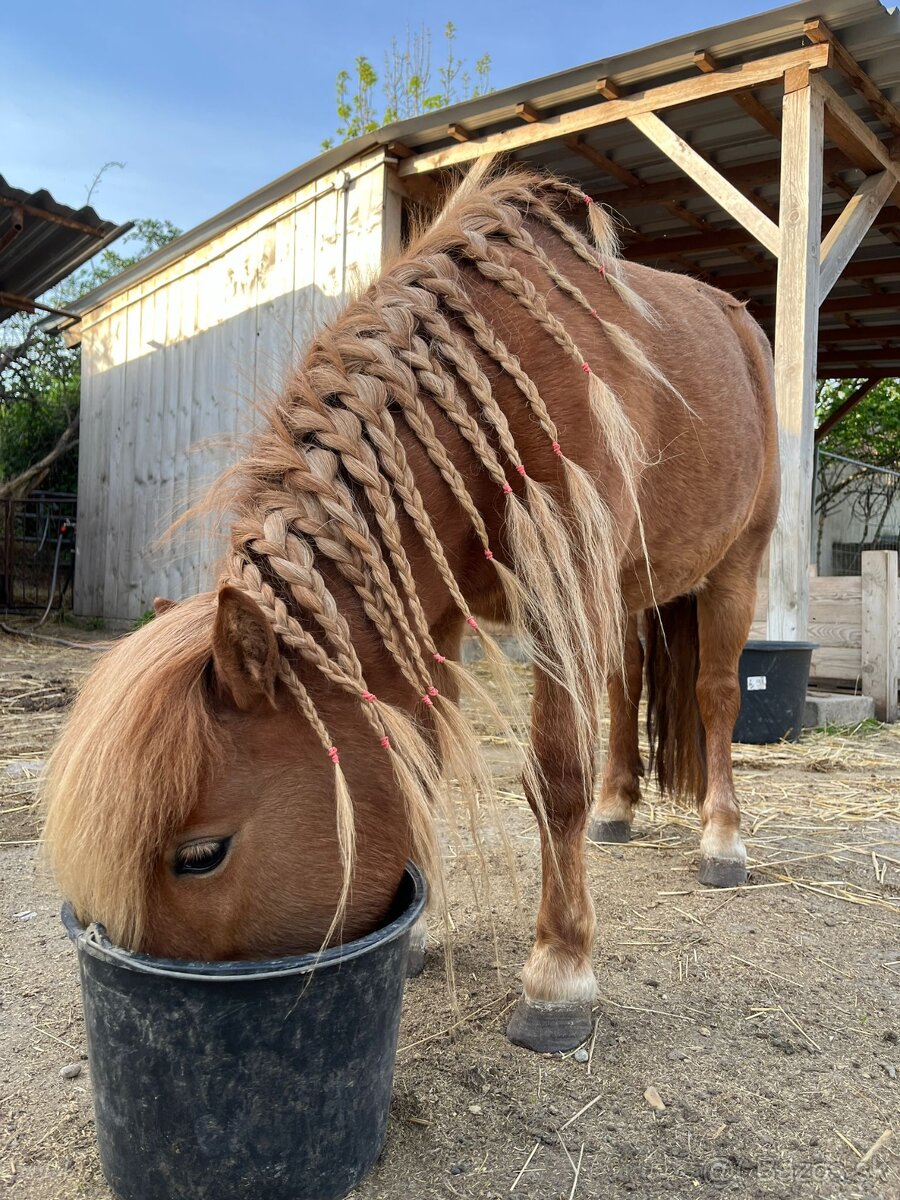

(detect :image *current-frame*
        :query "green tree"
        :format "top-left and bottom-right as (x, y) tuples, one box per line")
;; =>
(0, 217), (181, 498)
(813, 378), (900, 569)
(322, 22), (492, 149)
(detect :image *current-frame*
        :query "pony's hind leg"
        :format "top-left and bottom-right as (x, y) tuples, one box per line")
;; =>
(694, 555), (761, 887)
(588, 614), (643, 843)
(507, 667), (597, 1053)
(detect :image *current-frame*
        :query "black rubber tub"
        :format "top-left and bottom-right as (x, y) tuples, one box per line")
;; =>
(62, 862), (426, 1200)
(733, 640), (817, 744)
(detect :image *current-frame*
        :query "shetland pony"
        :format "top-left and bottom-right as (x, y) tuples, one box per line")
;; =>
(43, 164), (778, 1052)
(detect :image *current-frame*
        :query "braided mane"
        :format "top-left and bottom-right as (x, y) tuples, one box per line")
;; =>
(44, 163), (662, 947)
(218, 164), (655, 923)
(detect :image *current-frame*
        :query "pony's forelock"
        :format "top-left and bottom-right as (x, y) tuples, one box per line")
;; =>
(41, 596), (225, 948)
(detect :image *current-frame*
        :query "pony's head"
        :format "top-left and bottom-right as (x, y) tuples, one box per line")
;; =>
(42, 589), (409, 960)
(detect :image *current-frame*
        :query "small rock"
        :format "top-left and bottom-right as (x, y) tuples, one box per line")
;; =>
(644, 1086), (666, 1111)
(668, 1049), (687, 1061)
(699, 1027), (712, 1037)
(60, 1063), (82, 1080)
(643, 978), (660, 988)
(12, 911), (37, 921)
(878, 1061), (896, 1080)
(467, 1104), (482, 1114)
(573, 1047), (589, 1063)
(450, 1165), (465, 1176)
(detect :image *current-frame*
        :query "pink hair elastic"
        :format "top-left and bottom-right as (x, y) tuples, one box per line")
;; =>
(582, 362), (592, 374)
(551, 441), (562, 456)
(380, 735), (391, 750)
(421, 693), (434, 707)
(327, 746), (340, 765)
(427, 686), (439, 698)
(589, 308), (598, 318)
(583, 193), (593, 206)
(516, 463), (527, 476)
(502, 481), (512, 495)
(466, 615), (479, 630)
(598, 264), (606, 277)
(484, 548), (494, 561)
(361, 690), (377, 703)
(433, 651), (446, 664)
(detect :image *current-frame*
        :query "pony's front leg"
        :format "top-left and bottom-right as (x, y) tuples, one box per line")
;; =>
(508, 668), (597, 1053)
(588, 613), (644, 843)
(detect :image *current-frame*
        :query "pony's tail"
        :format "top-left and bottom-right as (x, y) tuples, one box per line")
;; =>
(645, 596), (707, 807)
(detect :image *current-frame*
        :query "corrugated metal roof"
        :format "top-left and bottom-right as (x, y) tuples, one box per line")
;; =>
(0, 177), (131, 323)
(48, 0), (900, 378)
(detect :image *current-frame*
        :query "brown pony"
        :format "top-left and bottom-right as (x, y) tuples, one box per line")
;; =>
(42, 164), (778, 1053)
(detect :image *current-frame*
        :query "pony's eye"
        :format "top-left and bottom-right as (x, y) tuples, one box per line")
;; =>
(173, 837), (232, 876)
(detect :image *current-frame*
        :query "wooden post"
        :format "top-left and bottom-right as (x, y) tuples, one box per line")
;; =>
(861, 549), (899, 722)
(767, 77), (824, 640)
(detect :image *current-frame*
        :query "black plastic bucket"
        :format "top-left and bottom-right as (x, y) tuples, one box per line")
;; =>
(62, 863), (426, 1200)
(732, 640), (817, 744)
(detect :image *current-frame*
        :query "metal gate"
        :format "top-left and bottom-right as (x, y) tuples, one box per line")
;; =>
(0, 492), (77, 613)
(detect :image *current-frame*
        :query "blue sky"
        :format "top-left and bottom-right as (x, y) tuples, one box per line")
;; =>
(7, 0), (769, 236)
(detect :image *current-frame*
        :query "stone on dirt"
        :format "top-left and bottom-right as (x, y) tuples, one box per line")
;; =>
(643, 1086), (666, 1111)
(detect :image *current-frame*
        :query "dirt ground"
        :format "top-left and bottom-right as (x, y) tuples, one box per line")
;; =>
(1, 621), (898, 1200)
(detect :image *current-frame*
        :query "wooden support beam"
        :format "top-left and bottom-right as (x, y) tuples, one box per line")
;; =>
(448, 123), (472, 143)
(596, 77), (622, 100)
(814, 377), (880, 442)
(819, 170), (897, 300)
(861, 550), (899, 723)
(516, 102), (541, 123)
(768, 80), (825, 641)
(757, 290), (900, 319)
(385, 140), (413, 159)
(628, 111), (781, 254)
(817, 368), (896, 380)
(694, 47), (783, 139)
(593, 147), (850, 212)
(804, 18), (900, 140)
(818, 325), (900, 343)
(814, 76), (900, 184)
(627, 227), (759, 257)
(720, 254), (900, 291)
(564, 137), (637, 187)
(398, 44), (832, 177)
(813, 347), (900, 365)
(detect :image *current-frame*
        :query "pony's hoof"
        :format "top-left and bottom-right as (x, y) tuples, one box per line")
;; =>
(406, 945), (426, 977)
(507, 996), (592, 1053)
(587, 819), (631, 844)
(698, 857), (747, 888)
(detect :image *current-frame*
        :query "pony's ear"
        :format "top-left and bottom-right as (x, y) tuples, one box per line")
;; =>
(211, 586), (279, 711)
(153, 596), (177, 616)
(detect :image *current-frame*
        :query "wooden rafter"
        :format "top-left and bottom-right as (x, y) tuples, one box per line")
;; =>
(804, 18), (900, 140)
(815, 378), (881, 441)
(397, 44), (832, 177)
(818, 325), (900, 343)
(816, 350), (900, 362)
(757, 291), (900, 319)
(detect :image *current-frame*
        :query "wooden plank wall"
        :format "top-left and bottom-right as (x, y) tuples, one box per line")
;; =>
(752, 550), (899, 721)
(75, 152), (393, 625)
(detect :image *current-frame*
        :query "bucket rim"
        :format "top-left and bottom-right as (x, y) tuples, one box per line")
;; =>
(61, 861), (426, 982)
(742, 640), (818, 652)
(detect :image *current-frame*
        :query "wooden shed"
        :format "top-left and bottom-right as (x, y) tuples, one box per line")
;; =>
(56, 0), (900, 713)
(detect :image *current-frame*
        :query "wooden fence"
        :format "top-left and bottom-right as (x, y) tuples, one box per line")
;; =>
(752, 549), (899, 722)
